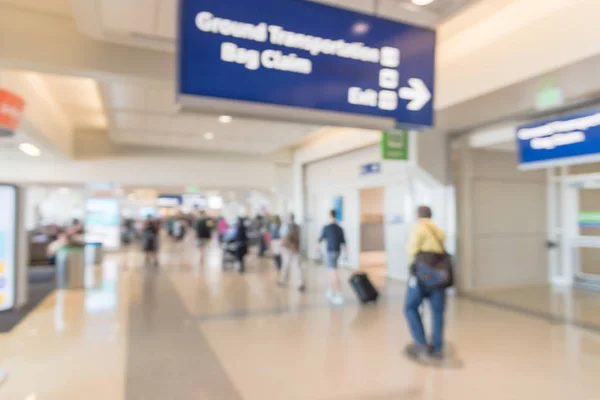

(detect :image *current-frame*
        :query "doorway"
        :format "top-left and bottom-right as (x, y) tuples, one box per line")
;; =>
(564, 175), (600, 289)
(359, 187), (386, 277)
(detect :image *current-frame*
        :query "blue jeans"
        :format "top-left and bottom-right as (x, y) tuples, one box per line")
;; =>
(404, 279), (446, 353)
(326, 251), (340, 269)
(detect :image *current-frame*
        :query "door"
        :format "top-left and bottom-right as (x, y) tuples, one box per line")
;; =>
(573, 183), (600, 287)
(565, 176), (600, 289)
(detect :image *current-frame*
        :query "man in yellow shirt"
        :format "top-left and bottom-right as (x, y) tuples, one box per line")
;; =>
(404, 206), (449, 361)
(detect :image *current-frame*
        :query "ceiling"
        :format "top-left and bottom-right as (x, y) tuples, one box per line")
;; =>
(0, 128), (58, 161)
(0, 0), (71, 17)
(38, 73), (107, 131)
(72, 0), (479, 52)
(1, 0), (479, 157)
(100, 81), (319, 154)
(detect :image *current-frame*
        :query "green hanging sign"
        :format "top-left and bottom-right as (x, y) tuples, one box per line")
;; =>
(381, 130), (409, 161)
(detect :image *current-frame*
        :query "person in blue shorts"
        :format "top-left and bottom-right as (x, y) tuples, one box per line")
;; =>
(317, 209), (346, 305)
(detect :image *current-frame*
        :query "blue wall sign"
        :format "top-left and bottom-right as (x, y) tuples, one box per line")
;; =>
(157, 195), (183, 207)
(360, 162), (381, 176)
(333, 196), (343, 222)
(178, 0), (435, 127)
(517, 109), (600, 169)
(388, 214), (404, 225)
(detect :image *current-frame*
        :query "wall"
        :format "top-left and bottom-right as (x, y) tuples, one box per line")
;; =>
(272, 164), (294, 217)
(303, 145), (446, 279)
(24, 187), (86, 230)
(0, 156), (279, 191)
(456, 146), (548, 290)
(416, 129), (449, 185)
(437, 0), (600, 109)
(293, 127), (380, 222)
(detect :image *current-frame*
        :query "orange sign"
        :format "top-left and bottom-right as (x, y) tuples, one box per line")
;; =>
(0, 89), (26, 135)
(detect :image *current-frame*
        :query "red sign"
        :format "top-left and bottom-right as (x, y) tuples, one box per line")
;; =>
(0, 89), (26, 135)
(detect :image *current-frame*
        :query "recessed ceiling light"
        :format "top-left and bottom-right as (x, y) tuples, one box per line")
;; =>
(218, 115), (233, 124)
(204, 132), (214, 140)
(411, 0), (435, 5)
(18, 143), (41, 157)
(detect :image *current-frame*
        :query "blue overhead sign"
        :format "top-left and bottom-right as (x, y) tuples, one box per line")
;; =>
(517, 109), (600, 169)
(178, 0), (435, 127)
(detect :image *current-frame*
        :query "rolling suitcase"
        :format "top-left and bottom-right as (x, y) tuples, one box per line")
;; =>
(349, 273), (379, 304)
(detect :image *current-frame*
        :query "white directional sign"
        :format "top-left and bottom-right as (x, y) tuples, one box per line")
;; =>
(399, 78), (432, 112)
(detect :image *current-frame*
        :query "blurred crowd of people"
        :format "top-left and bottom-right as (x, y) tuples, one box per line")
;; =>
(127, 210), (305, 280)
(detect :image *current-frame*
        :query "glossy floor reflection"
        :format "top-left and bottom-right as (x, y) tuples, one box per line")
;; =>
(467, 284), (600, 329)
(1, 241), (600, 400)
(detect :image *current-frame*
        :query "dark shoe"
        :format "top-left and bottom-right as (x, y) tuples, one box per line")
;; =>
(298, 285), (306, 293)
(428, 351), (444, 361)
(405, 344), (429, 361)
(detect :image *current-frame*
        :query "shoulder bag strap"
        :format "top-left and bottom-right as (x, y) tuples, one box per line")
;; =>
(421, 223), (445, 252)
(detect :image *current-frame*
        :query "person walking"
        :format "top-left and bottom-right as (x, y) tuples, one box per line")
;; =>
(194, 210), (212, 264)
(270, 215), (283, 270)
(404, 206), (452, 361)
(225, 217), (249, 274)
(217, 216), (229, 243)
(317, 209), (346, 305)
(141, 216), (160, 266)
(278, 214), (305, 292)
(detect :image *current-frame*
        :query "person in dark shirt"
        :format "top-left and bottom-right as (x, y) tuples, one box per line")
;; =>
(142, 216), (159, 267)
(194, 210), (212, 265)
(317, 209), (346, 305)
(226, 217), (249, 274)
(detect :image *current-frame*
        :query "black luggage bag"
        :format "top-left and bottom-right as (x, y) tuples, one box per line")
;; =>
(349, 273), (379, 304)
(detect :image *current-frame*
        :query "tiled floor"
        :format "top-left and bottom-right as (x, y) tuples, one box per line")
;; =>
(468, 284), (600, 329)
(1, 241), (600, 400)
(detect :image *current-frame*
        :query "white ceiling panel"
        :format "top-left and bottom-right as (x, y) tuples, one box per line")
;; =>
(81, 0), (479, 52)
(0, 0), (72, 17)
(104, 83), (146, 110)
(143, 115), (172, 131)
(102, 77), (319, 155)
(113, 112), (147, 130)
(313, 0), (376, 14)
(156, 0), (177, 39)
(111, 130), (279, 154)
(145, 87), (179, 113)
(27, 72), (107, 130)
(378, 0), (438, 25)
(100, 0), (159, 36)
(169, 114), (205, 134)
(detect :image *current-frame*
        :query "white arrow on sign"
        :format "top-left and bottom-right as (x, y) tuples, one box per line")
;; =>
(398, 78), (432, 111)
